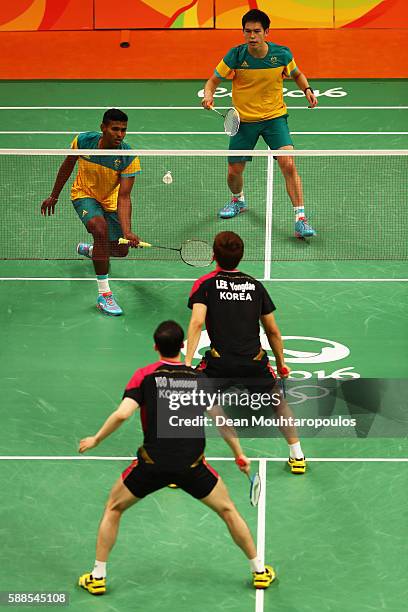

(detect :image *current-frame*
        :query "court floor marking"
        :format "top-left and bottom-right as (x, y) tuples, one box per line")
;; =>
(1, 277), (407, 282)
(256, 458), (267, 612)
(0, 106), (407, 110)
(263, 149), (274, 281)
(1, 131), (407, 136)
(1, 456), (406, 461)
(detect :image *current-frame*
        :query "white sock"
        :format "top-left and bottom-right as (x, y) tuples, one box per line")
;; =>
(294, 206), (305, 221)
(289, 441), (304, 459)
(249, 557), (265, 573)
(92, 560), (106, 579)
(97, 274), (110, 295)
(233, 191), (245, 202)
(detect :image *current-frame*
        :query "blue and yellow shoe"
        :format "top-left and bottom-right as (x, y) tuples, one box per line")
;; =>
(77, 243), (93, 258)
(78, 573), (106, 596)
(219, 197), (247, 219)
(96, 292), (123, 316)
(295, 218), (316, 238)
(288, 457), (307, 474)
(253, 565), (276, 589)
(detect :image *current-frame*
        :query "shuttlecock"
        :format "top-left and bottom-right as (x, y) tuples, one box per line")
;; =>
(162, 171), (173, 184)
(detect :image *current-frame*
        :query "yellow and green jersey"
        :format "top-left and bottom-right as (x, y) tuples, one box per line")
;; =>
(215, 43), (298, 122)
(70, 132), (141, 212)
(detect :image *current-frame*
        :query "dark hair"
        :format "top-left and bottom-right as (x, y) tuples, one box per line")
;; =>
(154, 320), (184, 357)
(102, 108), (128, 125)
(242, 9), (270, 30)
(213, 231), (244, 270)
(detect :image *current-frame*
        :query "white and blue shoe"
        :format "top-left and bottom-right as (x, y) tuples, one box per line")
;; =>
(295, 218), (316, 238)
(96, 292), (123, 316)
(219, 197), (247, 219)
(77, 243), (93, 258)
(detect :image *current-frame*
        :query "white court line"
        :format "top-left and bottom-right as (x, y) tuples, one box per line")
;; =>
(256, 458), (267, 612)
(0, 456), (406, 461)
(0, 277), (407, 282)
(0, 106), (407, 110)
(1, 131), (407, 135)
(263, 149), (274, 281)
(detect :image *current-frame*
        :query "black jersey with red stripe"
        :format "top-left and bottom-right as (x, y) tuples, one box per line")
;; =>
(123, 361), (206, 469)
(188, 268), (275, 357)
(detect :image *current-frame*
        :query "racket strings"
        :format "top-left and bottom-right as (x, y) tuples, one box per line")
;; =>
(250, 473), (261, 506)
(180, 240), (213, 267)
(224, 108), (240, 136)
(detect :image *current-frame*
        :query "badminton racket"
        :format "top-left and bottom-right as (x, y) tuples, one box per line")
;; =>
(119, 238), (213, 268)
(236, 458), (261, 507)
(210, 106), (240, 136)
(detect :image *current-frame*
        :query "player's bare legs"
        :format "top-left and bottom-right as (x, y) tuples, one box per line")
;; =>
(201, 477), (275, 587)
(79, 477), (138, 595)
(109, 241), (129, 258)
(227, 161), (246, 195)
(220, 162), (247, 218)
(276, 145), (304, 206)
(201, 477), (256, 558)
(277, 145), (316, 238)
(84, 217), (124, 315)
(96, 477), (139, 562)
(86, 217), (110, 275)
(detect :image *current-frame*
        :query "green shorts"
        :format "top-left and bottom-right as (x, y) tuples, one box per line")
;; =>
(72, 197), (122, 242)
(228, 114), (293, 163)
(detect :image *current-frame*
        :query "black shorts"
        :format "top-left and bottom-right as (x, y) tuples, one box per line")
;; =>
(197, 349), (278, 393)
(122, 457), (219, 500)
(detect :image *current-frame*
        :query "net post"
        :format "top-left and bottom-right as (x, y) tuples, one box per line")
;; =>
(263, 149), (274, 280)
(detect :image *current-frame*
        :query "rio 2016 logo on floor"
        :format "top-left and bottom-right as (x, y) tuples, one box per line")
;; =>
(197, 86), (347, 99)
(182, 332), (360, 380)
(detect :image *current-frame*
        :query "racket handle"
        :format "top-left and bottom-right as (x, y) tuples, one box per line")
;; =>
(235, 457), (247, 468)
(118, 238), (152, 248)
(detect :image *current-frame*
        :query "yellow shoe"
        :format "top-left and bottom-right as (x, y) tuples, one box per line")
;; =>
(167, 483), (179, 489)
(78, 572), (106, 596)
(288, 457), (306, 474)
(253, 565), (276, 589)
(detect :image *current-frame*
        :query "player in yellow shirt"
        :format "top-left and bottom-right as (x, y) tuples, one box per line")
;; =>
(202, 9), (318, 238)
(41, 109), (141, 316)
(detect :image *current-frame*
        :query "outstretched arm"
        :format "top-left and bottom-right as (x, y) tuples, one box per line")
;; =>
(208, 404), (251, 474)
(41, 155), (78, 216)
(78, 397), (138, 453)
(185, 303), (207, 366)
(117, 175), (139, 246)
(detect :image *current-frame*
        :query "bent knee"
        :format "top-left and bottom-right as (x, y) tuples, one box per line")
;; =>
(219, 503), (238, 522)
(87, 216), (108, 237)
(228, 163), (245, 178)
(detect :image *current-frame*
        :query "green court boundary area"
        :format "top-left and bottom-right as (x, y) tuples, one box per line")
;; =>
(0, 457), (407, 612)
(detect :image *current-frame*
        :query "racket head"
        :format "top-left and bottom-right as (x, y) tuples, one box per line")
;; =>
(249, 472), (261, 507)
(180, 240), (213, 267)
(224, 107), (240, 136)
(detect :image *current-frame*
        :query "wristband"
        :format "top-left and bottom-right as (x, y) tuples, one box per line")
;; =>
(235, 457), (246, 467)
(303, 87), (314, 95)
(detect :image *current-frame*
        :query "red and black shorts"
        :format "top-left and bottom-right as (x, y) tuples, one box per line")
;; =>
(122, 456), (219, 500)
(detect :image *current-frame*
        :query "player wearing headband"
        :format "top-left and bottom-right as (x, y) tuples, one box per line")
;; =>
(186, 231), (306, 474)
(78, 321), (275, 595)
(201, 9), (317, 239)
(41, 108), (141, 316)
